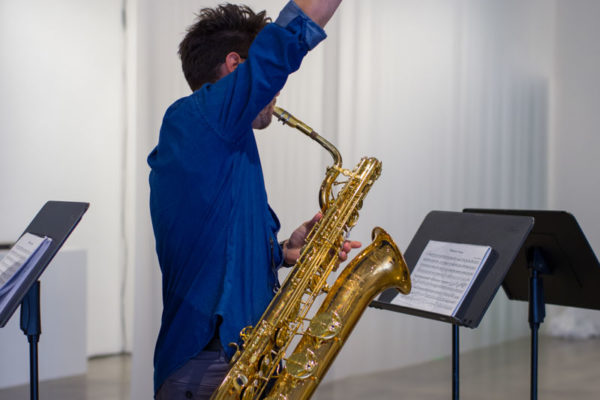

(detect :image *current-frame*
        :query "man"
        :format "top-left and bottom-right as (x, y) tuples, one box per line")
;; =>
(148, 1), (355, 398)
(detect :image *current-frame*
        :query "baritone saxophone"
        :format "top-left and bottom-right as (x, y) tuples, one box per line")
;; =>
(210, 107), (411, 400)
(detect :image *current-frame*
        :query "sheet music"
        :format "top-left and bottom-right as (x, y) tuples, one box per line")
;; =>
(391, 240), (491, 316)
(0, 233), (52, 296)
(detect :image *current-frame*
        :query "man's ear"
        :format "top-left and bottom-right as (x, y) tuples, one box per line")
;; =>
(223, 51), (244, 74)
(216, 52), (244, 80)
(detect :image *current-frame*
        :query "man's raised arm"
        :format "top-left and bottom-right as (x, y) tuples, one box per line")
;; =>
(294, 0), (342, 28)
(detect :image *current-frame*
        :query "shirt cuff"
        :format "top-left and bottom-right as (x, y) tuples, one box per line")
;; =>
(275, 0), (327, 50)
(278, 240), (294, 268)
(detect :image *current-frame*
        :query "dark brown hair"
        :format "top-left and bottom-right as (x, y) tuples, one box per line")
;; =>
(178, 4), (271, 91)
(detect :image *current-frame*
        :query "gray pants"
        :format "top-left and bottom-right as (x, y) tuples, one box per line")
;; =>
(155, 349), (229, 400)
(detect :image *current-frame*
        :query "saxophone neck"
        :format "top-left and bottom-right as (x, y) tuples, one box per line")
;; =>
(273, 106), (342, 169)
(273, 106), (342, 209)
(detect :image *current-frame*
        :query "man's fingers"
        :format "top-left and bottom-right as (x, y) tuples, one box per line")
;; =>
(342, 240), (362, 252)
(304, 212), (322, 231)
(338, 240), (362, 261)
(309, 212), (322, 224)
(299, 215), (360, 263)
(339, 251), (348, 262)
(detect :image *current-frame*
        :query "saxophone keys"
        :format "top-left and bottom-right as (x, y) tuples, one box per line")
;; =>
(240, 383), (256, 400)
(308, 274), (326, 293)
(275, 326), (290, 348)
(232, 373), (249, 392)
(259, 353), (274, 377)
(346, 210), (360, 227)
(308, 311), (341, 340)
(285, 349), (317, 380)
(239, 325), (253, 341)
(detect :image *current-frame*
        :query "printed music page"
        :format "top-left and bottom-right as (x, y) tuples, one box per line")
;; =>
(0, 233), (52, 296)
(391, 240), (491, 316)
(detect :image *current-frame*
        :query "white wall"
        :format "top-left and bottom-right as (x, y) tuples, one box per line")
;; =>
(0, 0), (131, 356)
(546, 1), (600, 325)
(551, 0), (600, 249)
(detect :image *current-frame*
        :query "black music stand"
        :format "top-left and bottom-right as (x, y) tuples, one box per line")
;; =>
(371, 211), (533, 400)
(0, 201), (89, 400)
(463, 209), (600, 400)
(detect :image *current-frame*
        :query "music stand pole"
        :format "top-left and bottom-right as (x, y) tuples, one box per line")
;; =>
(452, 324), (459, 400)
(20, 281), (42, 400)
(527, 247), (549, 400)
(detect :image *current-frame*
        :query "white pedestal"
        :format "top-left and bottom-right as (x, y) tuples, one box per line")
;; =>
(0, 249), (87, 389)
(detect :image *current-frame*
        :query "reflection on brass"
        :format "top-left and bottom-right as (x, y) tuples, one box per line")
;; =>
(309, 311), (341, 340)
(210, 107), (411, 400)
(286, 349), (317, 379)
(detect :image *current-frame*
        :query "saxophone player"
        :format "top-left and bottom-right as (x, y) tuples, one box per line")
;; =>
(147, 1), (357, 398)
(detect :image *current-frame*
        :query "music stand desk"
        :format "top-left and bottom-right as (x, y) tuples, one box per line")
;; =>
(371, 210), (533, 399)
(0, 201), (88, 400)
(463, 209), (600, 400)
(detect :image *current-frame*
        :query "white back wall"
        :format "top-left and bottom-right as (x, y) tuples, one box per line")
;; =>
(0, 0), (130, 356)
(546, 1), (600, 326)
(552, 0), (600, 254)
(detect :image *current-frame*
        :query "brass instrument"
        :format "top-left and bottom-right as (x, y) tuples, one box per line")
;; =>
(211, 107), (411, 400)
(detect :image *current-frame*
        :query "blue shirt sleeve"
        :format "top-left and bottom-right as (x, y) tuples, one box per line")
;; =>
(275, 0), (327, 50)
(191, 1), (328, 143)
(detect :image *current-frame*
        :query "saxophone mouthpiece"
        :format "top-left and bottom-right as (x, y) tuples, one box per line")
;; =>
(273, 106), (289, 123)
(273, 106), (297, 126)
(273, 106), (314, 136)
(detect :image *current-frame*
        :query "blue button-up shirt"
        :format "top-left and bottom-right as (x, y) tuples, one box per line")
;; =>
(148, 2), (326, 394)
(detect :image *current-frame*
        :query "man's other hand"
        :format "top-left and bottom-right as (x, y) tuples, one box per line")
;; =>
(282, 212), (362, 266)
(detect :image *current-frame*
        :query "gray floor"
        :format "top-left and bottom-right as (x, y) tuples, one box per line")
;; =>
(0, 354), (130, 400)
(314, 335), (600, 400)
(1, 335), (599, 399)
